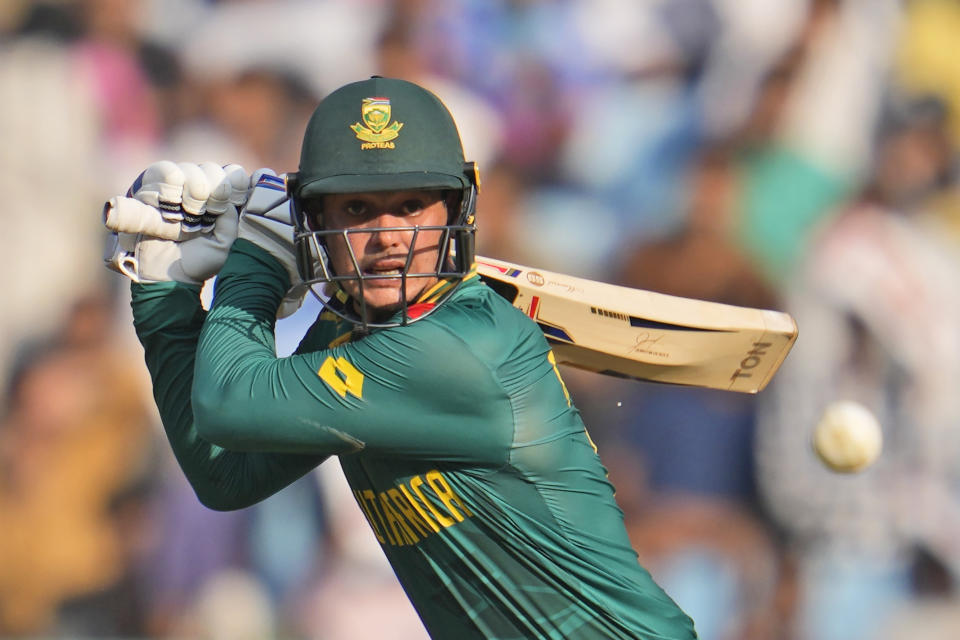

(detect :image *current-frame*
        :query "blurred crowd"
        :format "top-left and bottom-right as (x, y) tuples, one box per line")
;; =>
(3, 0), (960, 638)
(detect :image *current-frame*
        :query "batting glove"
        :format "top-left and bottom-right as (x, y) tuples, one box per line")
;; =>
(103, 161), (248, 284)
(238, 169), (308, 318)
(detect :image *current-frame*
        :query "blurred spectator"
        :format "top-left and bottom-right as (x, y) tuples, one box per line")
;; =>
(755, 91), (960, 640)
(894, 0), (960, 149)
(558, 0), (713, 244)
(0, 0), (183, 395)
(54, 472), (160, 638)
(136, 469), (254, 637)
(70, 0), (183, 190)
(422, 0), (582, 182)
(74, 0), (162, 151)
(616, 142), (778, 310)
(732, 0), (900, 285)
(167, 0), (388, 102)
(0, 4), (103, 405)
(160, 62), (313, 175)
(628, 497), (787, 640)
(0, 290), (160, 635)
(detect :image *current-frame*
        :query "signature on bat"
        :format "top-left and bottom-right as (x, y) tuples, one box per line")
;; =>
(546, 281), (584, 295)
(627, 332), (669, 358)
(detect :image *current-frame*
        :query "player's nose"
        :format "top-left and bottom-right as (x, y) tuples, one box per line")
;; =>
(367, 212), (411, 246)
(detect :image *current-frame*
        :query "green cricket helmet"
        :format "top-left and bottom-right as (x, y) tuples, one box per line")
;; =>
(286, 76), (479, 329)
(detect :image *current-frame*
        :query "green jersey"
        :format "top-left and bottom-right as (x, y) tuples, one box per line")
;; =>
(132, 240), (696, 640)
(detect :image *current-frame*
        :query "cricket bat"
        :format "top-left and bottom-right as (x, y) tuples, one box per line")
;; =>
(476, 256), (797, 393)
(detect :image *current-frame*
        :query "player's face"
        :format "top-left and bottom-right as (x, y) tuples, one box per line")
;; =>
(319, 190), (449, 317)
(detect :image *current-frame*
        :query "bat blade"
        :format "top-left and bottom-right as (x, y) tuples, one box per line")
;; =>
(476, 256), (797, 393)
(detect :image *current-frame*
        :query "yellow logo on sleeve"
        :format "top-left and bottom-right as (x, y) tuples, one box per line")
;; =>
(318, 356), (364, 399)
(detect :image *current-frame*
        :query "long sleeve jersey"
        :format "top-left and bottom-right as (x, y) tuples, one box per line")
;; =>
(131, 239), (697, 640)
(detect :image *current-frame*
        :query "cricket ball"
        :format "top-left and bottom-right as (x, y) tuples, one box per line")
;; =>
(812, 400), (882, 473)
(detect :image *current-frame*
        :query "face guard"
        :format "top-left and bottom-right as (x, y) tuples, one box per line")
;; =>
(287, 163), (478, 331)
(290, 77), (480, 330)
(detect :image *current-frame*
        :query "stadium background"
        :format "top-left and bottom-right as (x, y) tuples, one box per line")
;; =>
(3, 1), (960, 638)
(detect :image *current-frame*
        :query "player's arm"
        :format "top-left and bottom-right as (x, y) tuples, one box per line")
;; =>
(192, 240), (523, 462)
(106, 161), (326, 510)
(132, 282), (325, 509)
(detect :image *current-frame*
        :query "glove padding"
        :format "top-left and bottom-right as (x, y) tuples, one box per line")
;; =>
(104, 161), (248, 284)
(238, 169), (308, 318)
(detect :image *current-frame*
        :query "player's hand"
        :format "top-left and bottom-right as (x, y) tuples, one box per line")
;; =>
(238, 169), (308, 318)
(103, 161), (248, 284)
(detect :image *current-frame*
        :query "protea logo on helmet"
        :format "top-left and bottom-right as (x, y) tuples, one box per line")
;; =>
(350, 97), (404, 149)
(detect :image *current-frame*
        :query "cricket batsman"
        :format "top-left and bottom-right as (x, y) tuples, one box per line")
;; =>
(102, 76), (697, 639)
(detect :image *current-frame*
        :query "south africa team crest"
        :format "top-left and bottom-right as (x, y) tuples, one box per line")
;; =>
(351, 97), (403, 149)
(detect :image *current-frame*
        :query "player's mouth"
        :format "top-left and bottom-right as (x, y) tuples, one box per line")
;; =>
(362, 259), (407, 282)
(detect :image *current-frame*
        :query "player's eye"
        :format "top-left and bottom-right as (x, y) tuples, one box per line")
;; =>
(399, 199), (426, 216)
(344, 200), (368, 217)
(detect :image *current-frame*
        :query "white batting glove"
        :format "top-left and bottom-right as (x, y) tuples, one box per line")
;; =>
(238, 169), (308, 318)
(103, 161), (248, 284)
